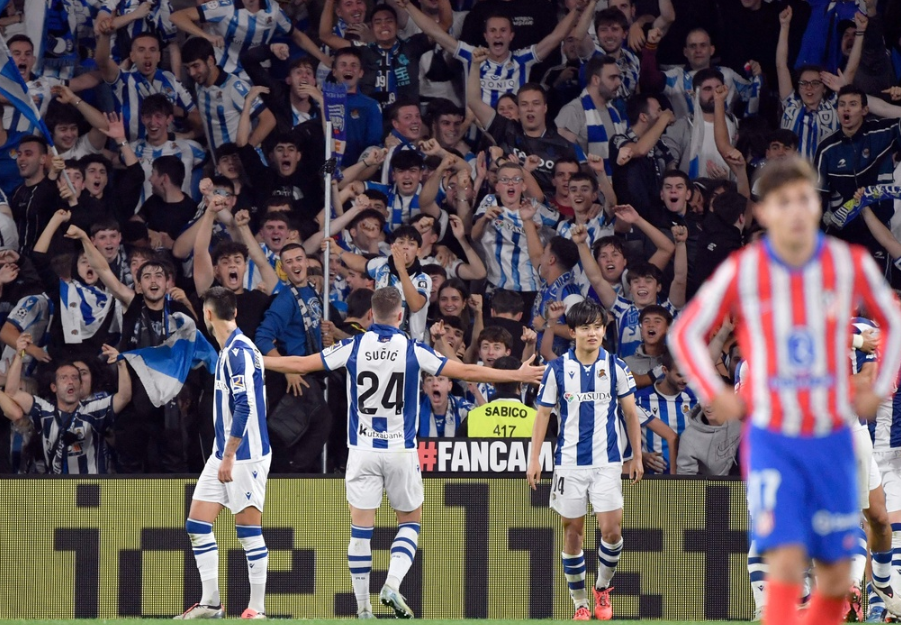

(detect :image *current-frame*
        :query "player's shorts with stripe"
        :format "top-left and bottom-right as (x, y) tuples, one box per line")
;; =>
(549, 465), (623, 518)
(193, 454), (271, 514)
(345, 448), (423, 511)
(853, 424), (882, 509)
(875, 450), (901, 513)
(747, 425), (858, 563)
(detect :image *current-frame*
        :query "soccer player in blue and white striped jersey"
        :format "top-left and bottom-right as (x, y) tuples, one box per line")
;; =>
(96, 29), (200, 142)
(182, 37), (277, 155)
(265, 287), (545, 619)
(528, 299), (643, 621)
(3, 334), (131, 475)
(177, 287), (271, 620)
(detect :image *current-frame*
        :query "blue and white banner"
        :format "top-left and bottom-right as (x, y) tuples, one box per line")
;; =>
(323, 81), (347, 169)
(829, 185), (901, 229)
(120, 312), (217, 407)
(0, 31), (52, 141)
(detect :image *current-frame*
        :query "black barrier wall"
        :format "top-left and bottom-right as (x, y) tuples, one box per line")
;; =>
(3, 477), (752, 619)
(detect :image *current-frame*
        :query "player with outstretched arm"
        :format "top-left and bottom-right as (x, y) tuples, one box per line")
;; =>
(668, 157), (901, 625)
(527, 299), (644, 621)
(264, 287), (545, 619)
(176, 287), (271, 620)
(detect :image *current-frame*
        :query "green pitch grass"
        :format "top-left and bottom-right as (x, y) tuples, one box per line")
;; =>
(0, 618), (738, 625)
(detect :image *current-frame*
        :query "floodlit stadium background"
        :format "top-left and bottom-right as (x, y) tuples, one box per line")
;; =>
(1, 476), (751, 620)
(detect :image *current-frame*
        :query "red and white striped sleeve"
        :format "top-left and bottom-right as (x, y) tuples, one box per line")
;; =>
(668, 252), (740, 403)
(853, 247), (901, 397)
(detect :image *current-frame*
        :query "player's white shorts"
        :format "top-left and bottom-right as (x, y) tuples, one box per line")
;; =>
(193, 454), (271, 515)
(346, 448), (423, 511)
(875, 450), (901, 513)
(853, 424), (882, 509)
(549, 465), (623, 518)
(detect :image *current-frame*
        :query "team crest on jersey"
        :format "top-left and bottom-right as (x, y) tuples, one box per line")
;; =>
(597, 368), (606, 379)
(787, 328), (815, 369)
(862, 148), (870, 159)
(682, 405), (689, 413)
(231, 375), (245, 390)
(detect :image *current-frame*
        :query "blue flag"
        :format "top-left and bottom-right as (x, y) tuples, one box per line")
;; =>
(0, 34), (52, 142)
(120, 312), (217, 407)
(323, 82), (348, 169)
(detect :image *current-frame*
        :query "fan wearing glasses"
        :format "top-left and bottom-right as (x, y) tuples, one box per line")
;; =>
(471, 161), (546, 318)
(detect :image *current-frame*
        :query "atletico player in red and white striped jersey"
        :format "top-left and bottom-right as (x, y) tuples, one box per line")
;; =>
(669, 157), (901, 625)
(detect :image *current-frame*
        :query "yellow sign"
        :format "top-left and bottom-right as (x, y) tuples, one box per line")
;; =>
(0, 478), (752, 620)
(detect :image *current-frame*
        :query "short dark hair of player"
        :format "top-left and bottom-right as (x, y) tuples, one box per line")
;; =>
(279, 242), (306, 258)
(421, 263), (447, 280)
(349, 207), (387, 231)
(372, 286), (403, 323)
(710, 191), (747, 227)
(548, 236), (580, 272)
(132, 31), (163, 51)
(692, 67), (725, 91)
(482, 12), (513, 33)
(136, 259), (172, 281)
(639, 304), (673, 326)
(568, 171), (598, 192)
(594, 8), (629, 32)
(346, 288), (374, 319)
(517, 83), (546, 105)
(767, 129), (799, 151)
(142, 93), (174, 119)
(390, 149), (424, 172)
(756, 156), (818, 202)
(90, 218), (121, 237)
(660, 348), (676, 371)
(492, 356), (522, 395)
(661, 169), (692, 190)
(202, 286), (238, 322)
(152, 155), (186, 188)
(333, 46), (364, 66)
(838, 84), (868, 107)
(627, 261), (663, 286)
(6, 34), (33, 51)
(17, 134), (48, 154)
(391, 225), (423, 248)
(46, 102), (82, 134)
(592, 234), (626, 260)
(182, 37), (216, 65)
(411, 213), (441, 237)
(371, 3), (398, 22)
(478, 326), (513, 350)
(585, 55), (618, 82)
(212, 240), (249, 264)
(490, 290), (524, 315)
(626, 93), (662, 126)
(79, 153), (112, 175)
(566, 300), (609, 330)
(289, 56), (317, 74)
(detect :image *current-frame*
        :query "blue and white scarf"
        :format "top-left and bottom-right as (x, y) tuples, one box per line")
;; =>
(581, 88), (625, 175)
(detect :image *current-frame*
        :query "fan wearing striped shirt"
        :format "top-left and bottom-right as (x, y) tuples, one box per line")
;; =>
(399, 0), (591, 107)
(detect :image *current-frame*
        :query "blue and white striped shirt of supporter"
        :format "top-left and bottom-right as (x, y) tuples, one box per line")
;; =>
(198, 0), (294, 76)
(243, 242), (280, 291)
(110, 68), (196, 142)
(321, 323), (447, 451)
(28, 395), (116, 475)
(132, 137), (207, 211)
(454, 41), (539, 107)
(611, 296), (678, 358)
(197, 72), (265, 153)
(663, 65), (760, 120)
(2, 74), (65, 134)
(634, 384), (696, 471)
(536, 348), (636, 467)
(475, 195), (542, 292)
(213, 328), (270, 461)
(556, 214), (615, 247)
(781, 91), (839, 161)
(117, 0), (179, 45)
